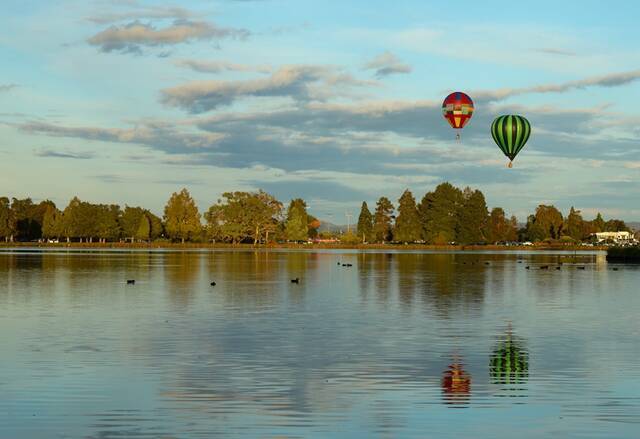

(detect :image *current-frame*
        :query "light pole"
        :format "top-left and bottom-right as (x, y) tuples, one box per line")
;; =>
(346, 212), (353, 234)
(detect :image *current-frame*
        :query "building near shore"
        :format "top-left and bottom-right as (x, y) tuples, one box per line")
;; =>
(593, 231), (632, 244)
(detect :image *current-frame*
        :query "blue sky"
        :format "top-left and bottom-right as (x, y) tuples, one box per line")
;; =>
(1, 0), (640, 222)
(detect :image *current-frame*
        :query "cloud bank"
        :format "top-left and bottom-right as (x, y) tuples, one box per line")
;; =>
(475, 69), (640, 102)
(88, 20), (249, 53)
(161, 65), (376, 112)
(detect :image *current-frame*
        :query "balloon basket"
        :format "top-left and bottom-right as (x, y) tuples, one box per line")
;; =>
(507, 161), (513, 168)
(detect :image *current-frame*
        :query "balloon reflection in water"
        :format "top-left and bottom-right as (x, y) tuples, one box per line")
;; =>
(490, 329), (529, 385)
(441, 360), (471, 406)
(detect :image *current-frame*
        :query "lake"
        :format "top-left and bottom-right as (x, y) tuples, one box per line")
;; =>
(1, 249), (639, 438)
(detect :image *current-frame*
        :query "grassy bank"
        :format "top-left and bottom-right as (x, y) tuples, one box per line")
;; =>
(606, 246), (640, 262)
(0, 242), (605, 251)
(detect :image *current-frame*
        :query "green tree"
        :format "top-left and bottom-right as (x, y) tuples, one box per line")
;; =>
(393, 189), (421, 243)
(507, 215), (519, 242)
(163, 188), (202, 243)
(10, 199), (56, 241)
(592, 212), (605, 232)
(564, 207), (584, 241)
(307, 215), (320, 240)
(419, 182), (463, 244)
(284, 198), (309, 242)
(136, 214), (151, 241)
(487, 208), (509, 243)
(93, 204), (121, 243)
(42, 206), (63, 240)
(120, 206), (146, 242)
(356, 201), (373, 243)
(372, 197), (394, 243)
(0, 197), (15, 242)
(147, 211), (164, 240)
(526, 205), (564, 241)
(205, 190), (282, 244)
(456, 188), (488, 244)
(605, 219), (628, 232)
(60, 197), (84, 242)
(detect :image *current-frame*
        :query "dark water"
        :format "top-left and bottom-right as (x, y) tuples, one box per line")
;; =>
(1, 249), (639, 438)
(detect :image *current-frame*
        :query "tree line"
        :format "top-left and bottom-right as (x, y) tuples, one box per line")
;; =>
(354, 182), (629, 245)
(0, 189), (319, 244)
(0, 184), (630, 244)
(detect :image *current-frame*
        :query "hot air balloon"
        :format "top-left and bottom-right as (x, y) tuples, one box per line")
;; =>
(491, 115), (531, 168)
(442, 92), (474, 141)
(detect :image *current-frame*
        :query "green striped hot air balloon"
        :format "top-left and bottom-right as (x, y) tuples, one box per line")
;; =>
(491, 115), (531, 168)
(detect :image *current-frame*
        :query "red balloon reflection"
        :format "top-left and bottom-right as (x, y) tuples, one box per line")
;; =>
(441, 361), (471, 405)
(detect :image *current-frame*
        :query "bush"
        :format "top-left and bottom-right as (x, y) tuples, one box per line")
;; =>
(339, 232), (360, 245)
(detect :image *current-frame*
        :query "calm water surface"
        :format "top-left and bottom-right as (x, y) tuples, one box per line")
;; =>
(1, 249), (639, 438)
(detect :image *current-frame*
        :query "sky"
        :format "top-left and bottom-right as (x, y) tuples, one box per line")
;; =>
(1, 0), (640, 222)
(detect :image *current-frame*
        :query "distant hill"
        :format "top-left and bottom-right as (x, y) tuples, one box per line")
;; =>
(318, 221), (348, 233)
(627, 222), (640, 232)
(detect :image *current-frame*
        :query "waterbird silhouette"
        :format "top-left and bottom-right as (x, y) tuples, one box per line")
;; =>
(291, 278), (300, 284)
(525, 266), (530, 270)
(612, 267), (619, 271)
(556, 266), (561, 270)
(210, 281), (216, 286)
(540, 265), (549, 270)
(126, 279), (135, 285)
(577, 266), (586, 270)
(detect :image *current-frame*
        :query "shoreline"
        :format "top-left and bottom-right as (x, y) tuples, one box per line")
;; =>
(0, 242), (607, 252)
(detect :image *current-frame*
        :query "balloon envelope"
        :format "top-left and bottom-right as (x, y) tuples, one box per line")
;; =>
(491, 115), (531, 164)
(442, 92), (474, 129)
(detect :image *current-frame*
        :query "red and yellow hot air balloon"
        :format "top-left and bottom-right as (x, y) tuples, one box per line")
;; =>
(442, 92), (474, 140)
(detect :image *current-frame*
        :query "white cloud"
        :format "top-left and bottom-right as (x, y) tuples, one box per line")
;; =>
(161, 65), (377, 112)
(87, 5), (194, 25)
(363, 51), (412, 77)
(474, 70), (640, 102)
(175, 59), (273, 74)
(88, 20), (249, 53)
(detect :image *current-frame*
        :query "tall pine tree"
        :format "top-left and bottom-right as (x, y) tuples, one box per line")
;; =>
(419, 182), (463, 244)
(565, 207), (584, 241)
(393, 189), (421, 243)
(356, 201), (373, 243)
(456, 188), (488, 244)
(285, 198), (309, 242)
(372, 197), (394, 243)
